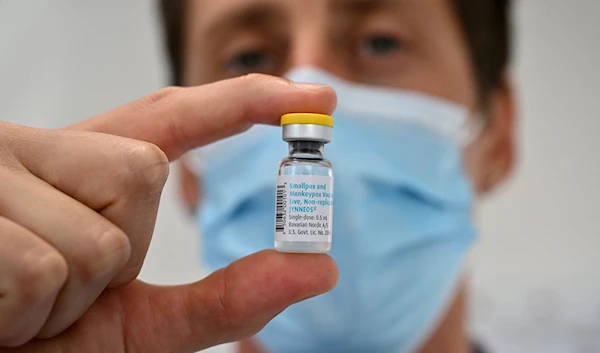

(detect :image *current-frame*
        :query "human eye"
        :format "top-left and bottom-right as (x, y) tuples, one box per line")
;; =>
(335, 12), (415, 83)
(358, 33), (404, 58)
(226, 48), (278, 76)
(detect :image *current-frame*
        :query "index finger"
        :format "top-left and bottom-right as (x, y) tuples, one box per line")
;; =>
(69, 74), (337, 161)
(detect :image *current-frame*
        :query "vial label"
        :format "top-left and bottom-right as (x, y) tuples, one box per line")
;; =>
(275, 175), (333, 243)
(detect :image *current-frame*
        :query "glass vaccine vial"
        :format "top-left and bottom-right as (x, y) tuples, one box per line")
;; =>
(275, 113), (334, 253)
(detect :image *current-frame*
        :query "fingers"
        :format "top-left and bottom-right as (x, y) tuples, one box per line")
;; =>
(121, 250), (339, 353)
(3, 75), (335, 291)
(13, 127), (167, 286)
(0, 216), (67, 347)
(0, 169), (131, 338)
(69, 74), (337, 160)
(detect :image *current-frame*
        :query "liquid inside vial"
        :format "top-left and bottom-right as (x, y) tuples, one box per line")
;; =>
(275, 141), (333, 253)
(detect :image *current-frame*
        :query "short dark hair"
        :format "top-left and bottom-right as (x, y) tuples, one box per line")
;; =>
(451, 0), (512, 107)
(158, 0), (512, 106)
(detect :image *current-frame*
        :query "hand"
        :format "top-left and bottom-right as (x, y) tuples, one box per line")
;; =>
(0, 74), (338, 352)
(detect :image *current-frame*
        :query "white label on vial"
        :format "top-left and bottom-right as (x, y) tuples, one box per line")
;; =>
(275, 175), (333, 243)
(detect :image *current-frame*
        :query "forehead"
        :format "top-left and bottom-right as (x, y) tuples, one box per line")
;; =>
(188, 0), (446, 32)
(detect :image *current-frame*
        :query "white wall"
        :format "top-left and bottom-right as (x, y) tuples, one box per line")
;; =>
(469, 1), (600, 352)
(0, 1), (598, 352)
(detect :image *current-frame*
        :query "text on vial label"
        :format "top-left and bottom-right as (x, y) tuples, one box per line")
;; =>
(275, 175), (333, 242)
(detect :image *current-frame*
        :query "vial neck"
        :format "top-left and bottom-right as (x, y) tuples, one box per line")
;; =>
(288, 141), (325, 158)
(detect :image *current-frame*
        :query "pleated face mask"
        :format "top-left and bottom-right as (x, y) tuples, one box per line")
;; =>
(191, 67), (481, 353)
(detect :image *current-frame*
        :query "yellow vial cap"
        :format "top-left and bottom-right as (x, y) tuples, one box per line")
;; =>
(280, 113), (334, 128)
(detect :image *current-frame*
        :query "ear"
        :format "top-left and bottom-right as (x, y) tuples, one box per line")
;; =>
(475, 74), (518, 194)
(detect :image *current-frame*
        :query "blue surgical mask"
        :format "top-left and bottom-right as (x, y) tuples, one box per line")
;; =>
(192, 67), (480, 353)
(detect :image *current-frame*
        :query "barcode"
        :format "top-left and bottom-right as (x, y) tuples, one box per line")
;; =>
(275, 184), (286, 232)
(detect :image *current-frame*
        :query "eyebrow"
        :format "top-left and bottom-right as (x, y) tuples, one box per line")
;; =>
(331, 0), (411, 14)
(204, 3), (287, 37)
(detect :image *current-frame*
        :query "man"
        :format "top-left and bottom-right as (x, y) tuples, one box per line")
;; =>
(0, 0), (514, 352)
(164, 0), (515, 352)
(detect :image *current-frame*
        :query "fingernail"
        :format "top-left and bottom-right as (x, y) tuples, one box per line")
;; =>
(291, 82), (328, 90)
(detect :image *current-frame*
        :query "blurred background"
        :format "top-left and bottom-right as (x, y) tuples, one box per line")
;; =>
(0, 1), (598, 352)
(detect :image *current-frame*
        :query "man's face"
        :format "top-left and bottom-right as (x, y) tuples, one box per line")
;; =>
(182, 0), (515, 193)
(184, 0), (476, 107)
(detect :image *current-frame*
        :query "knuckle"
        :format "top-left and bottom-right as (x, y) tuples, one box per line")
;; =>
(214, 266), (243, 331)
(0, 126), (28, 174)
(153, 86), (181, 99)
(14, 248), (68, 305)
(213, 277), (236, 331)
(237, 73), (280, 87)
(78, 225), (131, 282)
(137, 86), (181, 108)
(123, 142), (170, 193)
(0, 252), (64, 346)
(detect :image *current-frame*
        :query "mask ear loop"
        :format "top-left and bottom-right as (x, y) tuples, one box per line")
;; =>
(435, 111), (485, 187)
(458, 112), (486, 146)
(444, 112), (487, 197)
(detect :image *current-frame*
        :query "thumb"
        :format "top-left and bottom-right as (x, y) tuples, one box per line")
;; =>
(123, 250), (338, 353)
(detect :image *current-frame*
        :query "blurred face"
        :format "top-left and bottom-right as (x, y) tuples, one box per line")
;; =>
(182, 0), (515, 193)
